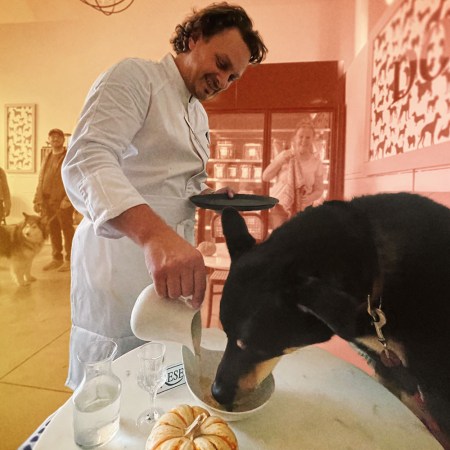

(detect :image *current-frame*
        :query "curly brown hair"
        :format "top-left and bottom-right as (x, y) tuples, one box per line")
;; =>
(170, 2), (267, 64)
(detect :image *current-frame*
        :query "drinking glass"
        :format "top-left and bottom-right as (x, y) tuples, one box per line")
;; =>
(73, 340), (121, 448)
(136, 342), (167, 433)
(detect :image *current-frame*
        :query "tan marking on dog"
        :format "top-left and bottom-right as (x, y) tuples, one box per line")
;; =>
(238, 357), (281, 391)
(237, 347), (302, 391)
(283, 347), (301, 354)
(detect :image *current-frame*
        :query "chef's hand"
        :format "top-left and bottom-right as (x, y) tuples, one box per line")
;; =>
(109, 204), (206, 309)
(143, 229), (206, 309)
(202, 186), (235, 198)
(214, 186), (235, 198)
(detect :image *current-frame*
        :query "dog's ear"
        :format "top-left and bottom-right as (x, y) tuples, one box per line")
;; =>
(221, 207), (256, 260)
(295, 277), (363, 341)
(22, 212), (29, 219)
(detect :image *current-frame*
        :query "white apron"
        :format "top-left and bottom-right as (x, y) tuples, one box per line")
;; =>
(66, 195), (196, 389)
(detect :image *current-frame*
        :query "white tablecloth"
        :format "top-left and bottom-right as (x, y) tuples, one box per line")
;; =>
(34, 338), (441, 449)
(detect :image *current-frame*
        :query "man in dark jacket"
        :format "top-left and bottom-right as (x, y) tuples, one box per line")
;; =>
(34, 129), (74, 271)
(0, 166), (11, 224)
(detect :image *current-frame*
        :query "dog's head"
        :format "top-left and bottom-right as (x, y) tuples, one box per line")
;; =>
(211, 207), (366, 407)
(20, 212), (48, 243)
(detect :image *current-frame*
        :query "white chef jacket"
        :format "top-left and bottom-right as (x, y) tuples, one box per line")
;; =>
(62, 54), (210, 389)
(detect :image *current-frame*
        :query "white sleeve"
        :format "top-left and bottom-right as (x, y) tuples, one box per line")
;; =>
(62, 59), (151, 238)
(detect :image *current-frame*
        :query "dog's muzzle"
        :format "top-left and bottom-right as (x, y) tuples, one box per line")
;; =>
(211, 379), (238, 407)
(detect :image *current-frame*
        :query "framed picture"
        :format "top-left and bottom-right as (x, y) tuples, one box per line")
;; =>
(5, 103), (36, 173)
(368, 0), (450, 162)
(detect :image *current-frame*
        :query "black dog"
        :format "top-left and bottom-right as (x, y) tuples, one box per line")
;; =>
(212, 193), (450, 443)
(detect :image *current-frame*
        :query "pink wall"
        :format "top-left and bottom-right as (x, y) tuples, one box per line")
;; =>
(4, 0), (445, 220)
(0, 0), (360, 221)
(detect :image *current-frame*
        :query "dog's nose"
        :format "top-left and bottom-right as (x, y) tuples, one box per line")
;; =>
(211, 380), (236, 406)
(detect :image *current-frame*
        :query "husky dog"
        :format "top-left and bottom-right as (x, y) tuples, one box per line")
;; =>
(0, 213), (47, 286)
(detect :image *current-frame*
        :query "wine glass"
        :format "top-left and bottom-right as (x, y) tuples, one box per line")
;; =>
(136, 342), (168, 433)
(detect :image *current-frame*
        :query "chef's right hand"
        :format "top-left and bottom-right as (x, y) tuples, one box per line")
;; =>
(108, 204), (207, 308)
(143, 229), (207, 309)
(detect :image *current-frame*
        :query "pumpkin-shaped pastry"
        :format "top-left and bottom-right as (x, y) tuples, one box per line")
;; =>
(146, 404), (238, 450)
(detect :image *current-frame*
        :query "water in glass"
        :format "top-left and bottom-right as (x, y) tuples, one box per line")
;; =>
(73, 340), (122, 448)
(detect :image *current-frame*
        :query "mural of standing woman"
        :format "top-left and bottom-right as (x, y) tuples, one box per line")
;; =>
(263, 124), (324, 229)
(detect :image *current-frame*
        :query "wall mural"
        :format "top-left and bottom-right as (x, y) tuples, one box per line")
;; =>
(5, 104), (36, 172)
(369, 0), (450, 160)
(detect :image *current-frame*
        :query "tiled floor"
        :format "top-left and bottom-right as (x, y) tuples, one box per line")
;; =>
(0, 243), (72, 450)
(1, 243), (372, 450)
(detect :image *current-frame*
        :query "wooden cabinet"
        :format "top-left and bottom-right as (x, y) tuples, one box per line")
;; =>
(196, 61), (346, 244)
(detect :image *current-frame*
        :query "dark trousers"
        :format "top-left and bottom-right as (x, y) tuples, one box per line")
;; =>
(43, 204), (74, 261)
(0, 201), (5, 224)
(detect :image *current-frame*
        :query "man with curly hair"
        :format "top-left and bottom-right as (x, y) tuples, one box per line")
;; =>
(62, 3), (267, 388)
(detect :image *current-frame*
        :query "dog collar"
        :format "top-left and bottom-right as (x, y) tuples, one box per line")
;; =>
(367, 284), (439, 437)
(367, 294), (402, 367)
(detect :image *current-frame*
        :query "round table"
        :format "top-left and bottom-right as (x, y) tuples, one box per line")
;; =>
(34, 338), (441, 449)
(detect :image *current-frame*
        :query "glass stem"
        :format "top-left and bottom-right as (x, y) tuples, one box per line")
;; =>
(149, 388), (158, 419)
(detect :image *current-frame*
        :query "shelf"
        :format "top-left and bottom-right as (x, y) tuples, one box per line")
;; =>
(209, 159), (262, 163)
(208, 178), (262, 183)
(210, 128), (331, 133)
(210, 129), (264, 134)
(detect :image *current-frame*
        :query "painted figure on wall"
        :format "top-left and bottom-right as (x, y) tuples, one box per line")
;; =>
(369, 0), (450, 160)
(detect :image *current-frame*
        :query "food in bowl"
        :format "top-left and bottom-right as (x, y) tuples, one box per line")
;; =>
(182, 345), (275, 421)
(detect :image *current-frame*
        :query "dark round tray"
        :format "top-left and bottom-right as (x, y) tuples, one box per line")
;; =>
(189, 193), (279, 211)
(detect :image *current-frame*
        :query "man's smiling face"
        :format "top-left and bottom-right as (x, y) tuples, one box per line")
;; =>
(179, 27), (251, 101)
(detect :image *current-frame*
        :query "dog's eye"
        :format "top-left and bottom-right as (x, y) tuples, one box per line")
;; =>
(237, 340), (275, 359)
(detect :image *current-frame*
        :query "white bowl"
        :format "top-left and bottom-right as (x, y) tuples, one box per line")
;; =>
(182, 345), (275, 422)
